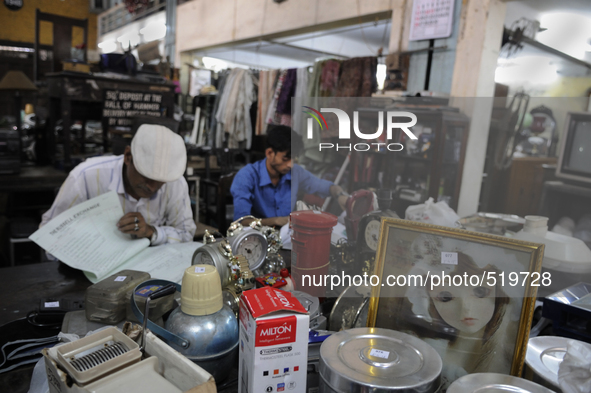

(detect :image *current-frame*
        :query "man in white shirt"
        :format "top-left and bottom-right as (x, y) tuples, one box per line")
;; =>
(41, 124), (196, 245)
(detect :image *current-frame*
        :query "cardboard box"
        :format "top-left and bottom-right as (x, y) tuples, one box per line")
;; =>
(239, 288), (309, 393)
(43, 330), (216, 393)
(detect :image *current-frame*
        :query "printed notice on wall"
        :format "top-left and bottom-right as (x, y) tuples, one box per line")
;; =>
(103, 90), (163, 127)
(409, 0), (455, 41)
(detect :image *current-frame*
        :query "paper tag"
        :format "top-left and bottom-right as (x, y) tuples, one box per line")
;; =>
(441, 252), (458, 265)
(370, 349), (390, 359)
(114, 276), (127, 282)
(44, 301), (60, 308)
(313, 210), (321, 214)
(195, 266), (206, 273)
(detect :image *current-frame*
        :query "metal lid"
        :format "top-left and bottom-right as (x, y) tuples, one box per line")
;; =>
(292, 290), (320, 328)
(290, 210), (338, 229)
(319, 328), (442, 392)
(447, 373), (555, 393)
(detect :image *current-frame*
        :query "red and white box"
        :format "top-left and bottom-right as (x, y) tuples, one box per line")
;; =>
(239, 287), (309, 393)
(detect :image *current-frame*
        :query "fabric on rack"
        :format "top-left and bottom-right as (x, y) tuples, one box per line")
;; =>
(256, 70), (278, 135)
(307, 59), (341, 98)
(215, 68), (256, 149)
(265, 70), (289, 126)
(335, 56), (377, 97)
(209, 70), (230, 147)
(302, 61), (327, 159)
(291, 67), (310, 136)
(276, 68), (297, 115)
(319, 60), (341, 96)
(307, 56), (377, 139)
(215, 69), (238, 147)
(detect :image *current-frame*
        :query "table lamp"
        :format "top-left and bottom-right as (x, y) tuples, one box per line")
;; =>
(0, 70), (38, 161)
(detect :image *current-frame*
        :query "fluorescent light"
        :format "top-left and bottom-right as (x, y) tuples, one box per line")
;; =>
(98, 41), (117, 53)
(0, 46), (34, 52)
(140, 23), (167, 42)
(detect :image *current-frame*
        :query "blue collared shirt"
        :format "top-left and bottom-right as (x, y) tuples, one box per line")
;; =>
(231, 158), (333, 219)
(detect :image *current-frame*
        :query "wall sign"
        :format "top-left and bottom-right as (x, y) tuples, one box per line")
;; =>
(4, 0), (23, 10)
(409, 0), (455, 41)
(102, 90), (163, 127)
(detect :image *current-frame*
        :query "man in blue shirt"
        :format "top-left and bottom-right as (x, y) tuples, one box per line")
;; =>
(231, 125), (348, 227)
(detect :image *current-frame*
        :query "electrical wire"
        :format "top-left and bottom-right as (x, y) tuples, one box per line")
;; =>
(26, 310), (64, 329)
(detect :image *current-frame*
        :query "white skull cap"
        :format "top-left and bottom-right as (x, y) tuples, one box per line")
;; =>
(131, 124), (187, 182)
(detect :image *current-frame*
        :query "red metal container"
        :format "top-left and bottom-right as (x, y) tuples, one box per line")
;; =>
(290, 210), (337, 297)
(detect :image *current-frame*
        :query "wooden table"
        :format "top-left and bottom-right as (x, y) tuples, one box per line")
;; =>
(0, 261), (88, 325)
(0, 165), (67, 193)
(0, 249), (292, 393)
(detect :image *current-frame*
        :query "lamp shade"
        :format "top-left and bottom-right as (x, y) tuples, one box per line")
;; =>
(0, 71), (37, 91)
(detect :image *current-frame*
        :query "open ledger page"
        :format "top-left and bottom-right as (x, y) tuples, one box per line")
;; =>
(30, 191), (203, 283)
(112, 241), (202, 284)
(30, 191), (150, 281)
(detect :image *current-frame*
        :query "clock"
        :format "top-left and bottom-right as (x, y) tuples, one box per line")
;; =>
(362, 219), (381, 251)
(226, 217), (269, 271)
(191, 233), (254, 290)
(356, 217), (383, 275)
(191, 238), (234, 285)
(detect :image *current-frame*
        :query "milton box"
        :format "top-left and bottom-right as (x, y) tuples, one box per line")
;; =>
(239, 287), (309, 393)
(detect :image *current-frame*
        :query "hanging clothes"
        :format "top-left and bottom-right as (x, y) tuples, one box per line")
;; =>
(276, 68), (297, 115)
(291, 67), (310, 136)
(255, 69), (278, 135)
(209, 70), (230, 147)
(215, 68), (256, 149)
(335, 56), (377, 97)
(265, 70), (290, 127)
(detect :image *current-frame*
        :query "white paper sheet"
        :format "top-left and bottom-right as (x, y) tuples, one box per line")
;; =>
(112, 241), (202, 284)
(30, 191), (203, 283)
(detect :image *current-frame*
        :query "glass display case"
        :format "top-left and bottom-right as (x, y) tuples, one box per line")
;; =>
(352, 107), (470, 215)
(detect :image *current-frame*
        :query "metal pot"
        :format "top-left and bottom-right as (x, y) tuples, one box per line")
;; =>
(447, 373), (555, 393)
(319, 328), (442, 393)
(165, 305), (238, 382)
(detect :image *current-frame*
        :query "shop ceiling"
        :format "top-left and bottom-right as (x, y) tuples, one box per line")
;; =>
(184, 1), (590, 77)
(187, 16), (392, 69)
(503, 0), (591, 78)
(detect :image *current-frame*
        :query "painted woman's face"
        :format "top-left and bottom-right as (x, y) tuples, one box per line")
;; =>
(429, 280), (496, 334)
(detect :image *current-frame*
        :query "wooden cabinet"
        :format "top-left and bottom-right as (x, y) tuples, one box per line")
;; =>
(351, 108), (470, 216)
(501, 157), (557, 217)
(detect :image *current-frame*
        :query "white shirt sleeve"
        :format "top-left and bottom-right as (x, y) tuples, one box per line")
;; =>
(40, 172), (87, 228)
(150, 177), (196, 245)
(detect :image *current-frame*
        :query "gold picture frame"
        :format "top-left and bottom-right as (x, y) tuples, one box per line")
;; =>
(367, 218), (544, 389)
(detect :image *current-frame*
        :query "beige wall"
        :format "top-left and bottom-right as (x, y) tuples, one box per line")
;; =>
(175, 0), (396, 62)
(0, 0), (97, 49)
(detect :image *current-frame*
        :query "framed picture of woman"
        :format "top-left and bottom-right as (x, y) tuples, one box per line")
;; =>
(367, 218), (545, 390)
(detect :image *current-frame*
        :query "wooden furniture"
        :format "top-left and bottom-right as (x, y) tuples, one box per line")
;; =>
(45, 72), (175, 168)
(539, 180), (591, 228)
(500, 157), (557, 217)
(354, 107), (470, 216)
(202, 172), (236, 234)
(34, 11), (88, 81)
